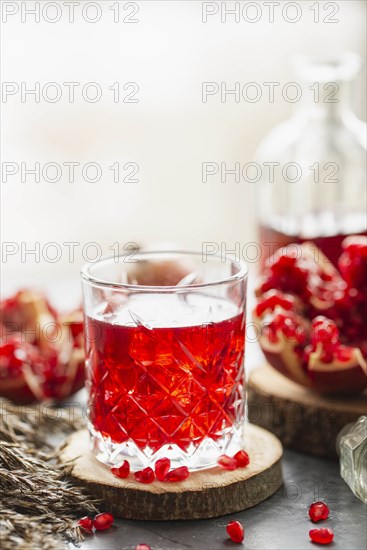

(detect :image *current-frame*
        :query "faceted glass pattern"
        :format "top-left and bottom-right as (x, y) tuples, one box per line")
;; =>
(82, 252), (247, 470)
(340, 416), (367, 503)
(85, 308), (245, 470)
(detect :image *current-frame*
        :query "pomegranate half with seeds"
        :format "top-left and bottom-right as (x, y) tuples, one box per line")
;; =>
(254, 237), (367, 395)
(0, 289), (85, 403)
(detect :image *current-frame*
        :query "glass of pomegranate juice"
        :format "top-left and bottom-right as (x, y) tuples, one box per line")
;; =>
(81, 251), (247, 471)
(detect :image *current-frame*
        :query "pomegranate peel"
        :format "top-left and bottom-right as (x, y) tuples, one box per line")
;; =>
(254, 298), (311, 387)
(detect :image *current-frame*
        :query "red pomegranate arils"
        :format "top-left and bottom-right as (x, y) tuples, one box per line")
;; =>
(254, 238), (367, 395)
(309, 528), (334, 545)
(93, 512), (114, 531)
(134, 467), (155, 484)
(0, 289), (86, 403)
(218, 455), (237, 471)
(164, 466), (189, 482)
(111, 460), (130, 479)
(155, 457), (171, 481)
(135, 544), (152, 550)
(226, 520), (245, 543)
(255, 290), (294, 317)
(311, 317), (339, 346)
(77, 516), (93, 532)
(309, 501), (330, 522)
(234, 450), (250, 468)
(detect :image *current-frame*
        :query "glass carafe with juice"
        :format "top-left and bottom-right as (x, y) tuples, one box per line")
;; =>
(257, 53), (366, 269)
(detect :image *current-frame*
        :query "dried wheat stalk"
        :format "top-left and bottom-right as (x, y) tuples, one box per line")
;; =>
(0, 399), (99, 550)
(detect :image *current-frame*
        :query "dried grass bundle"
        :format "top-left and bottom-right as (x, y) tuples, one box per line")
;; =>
(0, 399), (99, 550)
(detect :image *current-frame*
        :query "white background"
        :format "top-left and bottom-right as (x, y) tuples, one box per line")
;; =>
(1, 0), (366, 307)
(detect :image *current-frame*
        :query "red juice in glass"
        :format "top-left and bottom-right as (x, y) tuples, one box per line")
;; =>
(82, 252), (247, 471)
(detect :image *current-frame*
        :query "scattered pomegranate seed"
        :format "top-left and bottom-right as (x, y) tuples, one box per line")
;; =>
(309, 501), (330, 522)
(135, 545), (152, 550)
(218, 455), (237, 471)
(309, 528), (334, 545)
(234, 450), (250, 468)
(77, 516), (93, 532)
(111, 460), (130, 479)
(164, 466), (189, 482)
(155, 458), (171, 481)
(226, 520), (245, 544)
(134, 467), (155, 484)
(93, 512), (114, 531)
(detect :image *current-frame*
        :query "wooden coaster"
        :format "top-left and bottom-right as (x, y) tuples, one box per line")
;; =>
(248, 365), (367, 459)
(60, 424), (283, 520)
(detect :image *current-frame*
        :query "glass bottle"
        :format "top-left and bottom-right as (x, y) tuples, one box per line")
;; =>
(338, 416), (367, 503)
(256, 52), (367, 269)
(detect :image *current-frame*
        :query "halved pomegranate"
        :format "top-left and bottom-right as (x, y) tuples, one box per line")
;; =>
(254, 237), (367, 395)
(0, 290), (85, 403)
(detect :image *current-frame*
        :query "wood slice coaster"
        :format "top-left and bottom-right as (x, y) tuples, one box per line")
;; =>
(248, 365), (367, 460)
(60, 424), (283, 520)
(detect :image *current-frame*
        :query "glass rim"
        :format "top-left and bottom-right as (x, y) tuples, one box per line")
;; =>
(81, 250), (248, 292)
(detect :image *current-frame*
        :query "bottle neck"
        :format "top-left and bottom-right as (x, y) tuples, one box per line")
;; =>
(296, 80), (354, 123)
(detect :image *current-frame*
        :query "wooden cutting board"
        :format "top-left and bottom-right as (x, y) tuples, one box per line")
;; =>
(248, 365), (367, 459)
(60, 423), (283, 520)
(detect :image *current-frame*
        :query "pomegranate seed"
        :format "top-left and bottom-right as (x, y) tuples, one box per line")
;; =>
(309, 528), (334, 545)
(309, 501), (330, 522)
(226, 520), (244, 543)
(134, 467), (155, 484)
(135, 545), (152, 550)
(111, 460), (130, 479)
(93, 512), (114, 531)
(155, 458), (171, 481)
(164, 466), (189, 482)
(218, 455), (237, 471)
(312, 317), (339, 345)
(255, 291), (294, 316)
(77, 516), (93, 532)
(234, 450), (250, 468)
